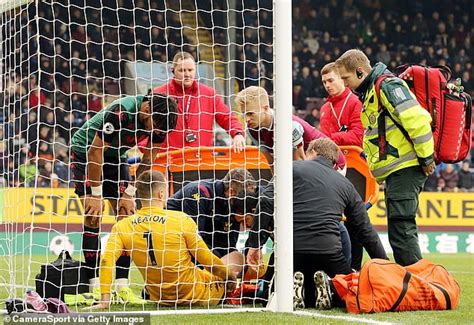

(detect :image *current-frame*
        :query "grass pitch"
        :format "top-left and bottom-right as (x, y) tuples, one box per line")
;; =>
(0, 253), (472, 324)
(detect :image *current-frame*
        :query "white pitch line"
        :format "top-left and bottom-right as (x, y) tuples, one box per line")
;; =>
(294, 310), (397, 324)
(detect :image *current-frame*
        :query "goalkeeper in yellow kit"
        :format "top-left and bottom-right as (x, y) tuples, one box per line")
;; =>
(93, 170), (237, 308)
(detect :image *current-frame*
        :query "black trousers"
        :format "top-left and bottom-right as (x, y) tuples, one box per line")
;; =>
(294, 251), (352, 308)
(385, 166), (427, 266)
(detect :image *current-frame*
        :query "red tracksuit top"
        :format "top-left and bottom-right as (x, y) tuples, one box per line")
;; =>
(153, 79), (243, 151)
(320, 87), (364, 147)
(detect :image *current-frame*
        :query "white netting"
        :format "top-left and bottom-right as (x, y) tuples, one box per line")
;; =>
(0, 0), (278, 312)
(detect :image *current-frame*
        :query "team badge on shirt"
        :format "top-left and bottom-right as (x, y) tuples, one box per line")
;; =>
(103, 122), (115, 134)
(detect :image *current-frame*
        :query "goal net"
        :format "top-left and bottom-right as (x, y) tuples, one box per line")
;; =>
(0, 0), (293, 313)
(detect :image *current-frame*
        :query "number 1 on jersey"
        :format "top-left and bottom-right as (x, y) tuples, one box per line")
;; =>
(143, 232), (158, 266)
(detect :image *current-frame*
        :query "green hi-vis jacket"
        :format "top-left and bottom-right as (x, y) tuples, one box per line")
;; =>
(355, 63), (434, 183)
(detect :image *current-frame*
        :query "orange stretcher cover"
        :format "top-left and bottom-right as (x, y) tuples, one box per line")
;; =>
(152, 146), (272, 194)
(340, 145), (379, 209)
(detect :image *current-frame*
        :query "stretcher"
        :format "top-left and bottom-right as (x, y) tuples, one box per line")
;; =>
(339, 145), (379, 209)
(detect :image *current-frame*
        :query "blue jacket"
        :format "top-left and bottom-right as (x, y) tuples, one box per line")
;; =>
(167, 179), (240, 257)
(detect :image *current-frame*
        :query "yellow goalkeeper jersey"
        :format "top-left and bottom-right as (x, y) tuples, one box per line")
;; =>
(99, 206), (227, 306)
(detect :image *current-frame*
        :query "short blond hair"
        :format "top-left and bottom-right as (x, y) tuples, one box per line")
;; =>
(306, 138), (339, 165)
(236, 86), (269, 110)
(335, 49), (371, 72)
(321, 62), (338, 76)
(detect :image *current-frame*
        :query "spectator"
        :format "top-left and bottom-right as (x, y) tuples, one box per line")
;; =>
(52, 130), (68, 158)
(304, 31), (319, 55)
(453, 48), (470, 66)
(375, 43), (391, 64)
(433, 22), (449, 48)
(292, 84), (306, 111)
(29, 85), (46, 110)
(0, 127), (7, 176)
(461, 71), (473, 92)
(287, 1), (474, 113)
(153, 51), (245, 152)
(319, 31), (333, 53)
(425, 46), (438, 65)
(38, 161), (53, 187)
(339, 34), (351, 53)
(43, 110), (55, 128)
(458, 160), (473, 191)
(305, 107), (320, 128)
(311, 69), (326, 98)
(424, 171), (439, 192)
(37, 142), (53, 161)
(88, 88), (103, 113)
(437, 177), (447, 192)
(389, 24), (407, 50)
(453, 63), (463, 79)
(440, 164), (459, 192)
(19, 158), (37, 186)
(53, 159), (69, 186)
(299, 66), (315, 99)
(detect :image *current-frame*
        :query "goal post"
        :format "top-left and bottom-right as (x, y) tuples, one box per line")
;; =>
(271, 0), (293, 313)
(0, 0), (294, 314)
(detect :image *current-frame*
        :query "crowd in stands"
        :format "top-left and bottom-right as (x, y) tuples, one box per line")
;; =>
(0, 0), (472, 189)
(1, 0), (196, 188)
(289, 0), (474, 180)
(424, 160), (474, 192)
(289, 0), (473, 110)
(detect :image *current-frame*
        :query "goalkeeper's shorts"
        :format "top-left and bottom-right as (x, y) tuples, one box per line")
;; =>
(145, 270), (225, 307)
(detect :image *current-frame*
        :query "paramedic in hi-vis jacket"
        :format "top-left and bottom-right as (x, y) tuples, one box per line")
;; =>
(335, 49), (436, 266)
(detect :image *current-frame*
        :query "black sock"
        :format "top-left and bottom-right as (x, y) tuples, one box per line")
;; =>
(82, 226), (101, 280)
(115, 251), (131, 280)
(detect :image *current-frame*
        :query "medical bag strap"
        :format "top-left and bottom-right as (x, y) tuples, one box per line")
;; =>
(388, 271), (412, 312)
(375, 74), (411, 161)
(431, 283), (452, 310)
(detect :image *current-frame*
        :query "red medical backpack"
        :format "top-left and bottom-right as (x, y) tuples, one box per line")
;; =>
(376, 64), (472, 164)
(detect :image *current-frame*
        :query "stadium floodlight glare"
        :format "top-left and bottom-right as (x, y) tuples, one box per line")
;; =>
(0, 0), (293, 315)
